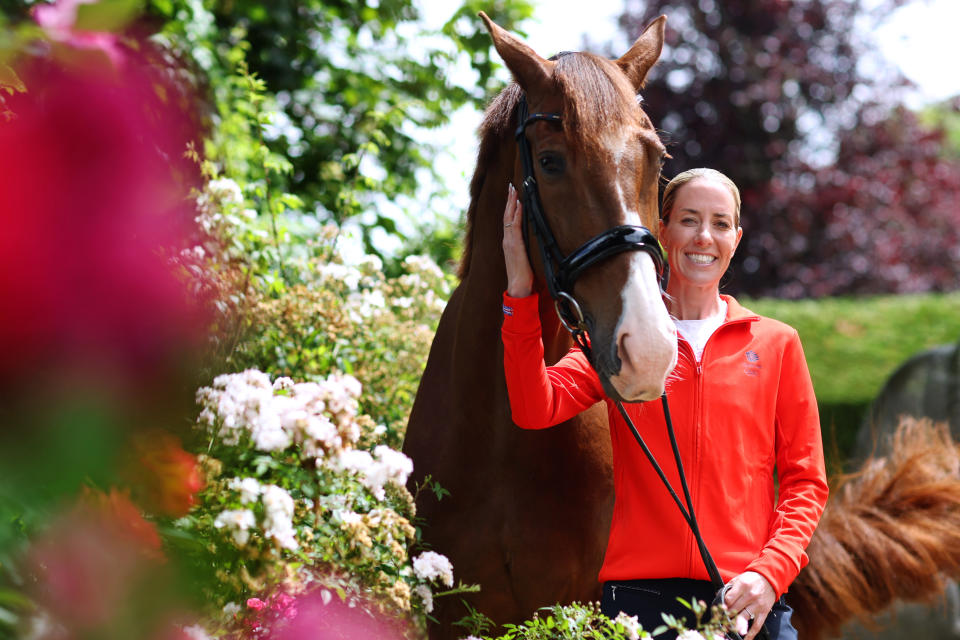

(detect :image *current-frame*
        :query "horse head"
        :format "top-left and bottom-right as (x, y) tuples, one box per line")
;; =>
(480, 13), (677, 402)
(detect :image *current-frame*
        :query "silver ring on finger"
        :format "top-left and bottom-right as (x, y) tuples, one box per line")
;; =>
(745, 608), (754, 620)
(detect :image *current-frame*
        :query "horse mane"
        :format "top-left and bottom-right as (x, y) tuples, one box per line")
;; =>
(459, 83), (521, 280)
(790, 417), (960, 639)
(458, 53), (652, 279)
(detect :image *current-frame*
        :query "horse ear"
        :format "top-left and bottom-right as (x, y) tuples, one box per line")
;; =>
(479, 11), (554, 97)
(616, 15), (667, 91)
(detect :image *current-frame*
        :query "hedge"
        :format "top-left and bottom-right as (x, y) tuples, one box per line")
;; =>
(741, 292), (960, 468)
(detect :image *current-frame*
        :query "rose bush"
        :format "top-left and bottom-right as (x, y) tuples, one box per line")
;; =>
(169, 368), (468, 639)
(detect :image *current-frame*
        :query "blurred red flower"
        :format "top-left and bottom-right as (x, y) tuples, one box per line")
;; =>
(0, 19), (206, 395)
(132, 431), (205, 518)
(83, 487), (164, 553)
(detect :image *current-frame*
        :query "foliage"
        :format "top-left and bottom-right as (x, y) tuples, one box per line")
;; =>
(169, 8), (455, 447)
(463, 599), (736, 640)
(619, 0), (960, 298)
(760, 105), (960, 297)
(620, 0), (897, 185)
(191, 169), (452, 449)
(159, 17), (462, 630)
(0, 11), (209, 637)
(743, 292), (960, 464)
(745, 292), (960, 405)
(223, 247), (451, 450)
(145, 0), (534, 261)
(919, 97), (960, 160)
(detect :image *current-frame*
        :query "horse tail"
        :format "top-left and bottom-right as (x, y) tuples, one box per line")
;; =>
(789, 417), (960, 640)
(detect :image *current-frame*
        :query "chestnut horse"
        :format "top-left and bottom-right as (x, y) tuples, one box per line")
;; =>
(404, 14), (960, 640)
(403, 13), (673, 639)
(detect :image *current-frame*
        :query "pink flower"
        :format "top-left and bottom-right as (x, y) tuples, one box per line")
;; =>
(236, 585), (410, 639)
(0, 23), (206, 403)
(271, 593), (298, 619)
(269, 589), (409, 640)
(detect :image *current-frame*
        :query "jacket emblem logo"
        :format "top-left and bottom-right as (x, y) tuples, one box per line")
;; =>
(744, 350), (761, 376)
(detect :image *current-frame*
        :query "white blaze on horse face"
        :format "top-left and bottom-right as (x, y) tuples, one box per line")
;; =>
(610, 252), (677, 402)
(615, 182), (640, 225)
(610, 135), (644, 227)
(603, 130), (675, 400)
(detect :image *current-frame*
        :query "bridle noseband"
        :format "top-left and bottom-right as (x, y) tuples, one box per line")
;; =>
(514, 94), (665, 361)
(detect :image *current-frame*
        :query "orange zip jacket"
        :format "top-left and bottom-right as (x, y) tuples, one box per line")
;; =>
(501, 292), (828, 597)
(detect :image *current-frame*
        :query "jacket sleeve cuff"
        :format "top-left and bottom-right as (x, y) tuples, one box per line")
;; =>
(502, 292), (540, 335)
(746, 545), (806, 597)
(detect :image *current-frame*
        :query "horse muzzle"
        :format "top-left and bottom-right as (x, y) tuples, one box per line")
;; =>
(603, 253), (677, 402)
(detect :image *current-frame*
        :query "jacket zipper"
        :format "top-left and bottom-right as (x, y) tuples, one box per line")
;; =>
(677, 316), (756, 577)
(690, 337), (703, 578)
(673, 336), (697, 577)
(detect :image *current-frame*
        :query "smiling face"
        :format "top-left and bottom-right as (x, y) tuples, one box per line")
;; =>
(659, 177), (742, 291)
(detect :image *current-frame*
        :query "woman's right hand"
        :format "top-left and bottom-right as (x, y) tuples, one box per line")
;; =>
(503, 183), (534, 298)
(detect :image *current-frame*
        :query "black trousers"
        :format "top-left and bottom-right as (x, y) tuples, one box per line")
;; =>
(600, 578), (797, 640)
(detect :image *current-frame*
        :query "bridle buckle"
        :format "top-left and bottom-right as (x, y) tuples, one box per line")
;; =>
(554, 291), (586, 333)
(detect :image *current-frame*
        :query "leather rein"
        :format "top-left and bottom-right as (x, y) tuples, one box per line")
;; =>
(514, 93), (767, 640)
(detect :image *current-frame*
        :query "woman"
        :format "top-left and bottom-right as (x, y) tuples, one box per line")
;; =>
(500, 169), (828, 640)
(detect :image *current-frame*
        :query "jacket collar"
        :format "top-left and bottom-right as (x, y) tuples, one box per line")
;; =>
(721, 294), (759, 323)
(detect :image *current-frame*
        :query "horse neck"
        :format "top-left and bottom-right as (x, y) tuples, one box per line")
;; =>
(456, 143), (572, 364)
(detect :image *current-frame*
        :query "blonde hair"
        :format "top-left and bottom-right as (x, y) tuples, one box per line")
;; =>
(661, 168), (741, 227)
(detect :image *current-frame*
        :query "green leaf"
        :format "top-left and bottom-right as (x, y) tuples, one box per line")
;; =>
(375, 215), (399, 236)
(279, 193), (304, 210)
(0, 589), (30, 609)
(150, 0), (173, 17)
(74, 0), (144, 33)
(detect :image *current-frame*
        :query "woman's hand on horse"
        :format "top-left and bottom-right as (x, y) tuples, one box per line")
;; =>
(503, 183), (534, 298)
(722, 570), (776, 640)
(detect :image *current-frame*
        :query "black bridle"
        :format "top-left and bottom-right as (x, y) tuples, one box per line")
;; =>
(514, 94), (665, 362)
(513, 92), (768, 640)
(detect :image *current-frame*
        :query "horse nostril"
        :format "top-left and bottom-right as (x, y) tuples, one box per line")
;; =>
(616, 331), (635, 371)
(608, 332), (624, 373)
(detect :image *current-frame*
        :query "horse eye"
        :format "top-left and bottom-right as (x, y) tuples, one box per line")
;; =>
(538, 152), (565, 177)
